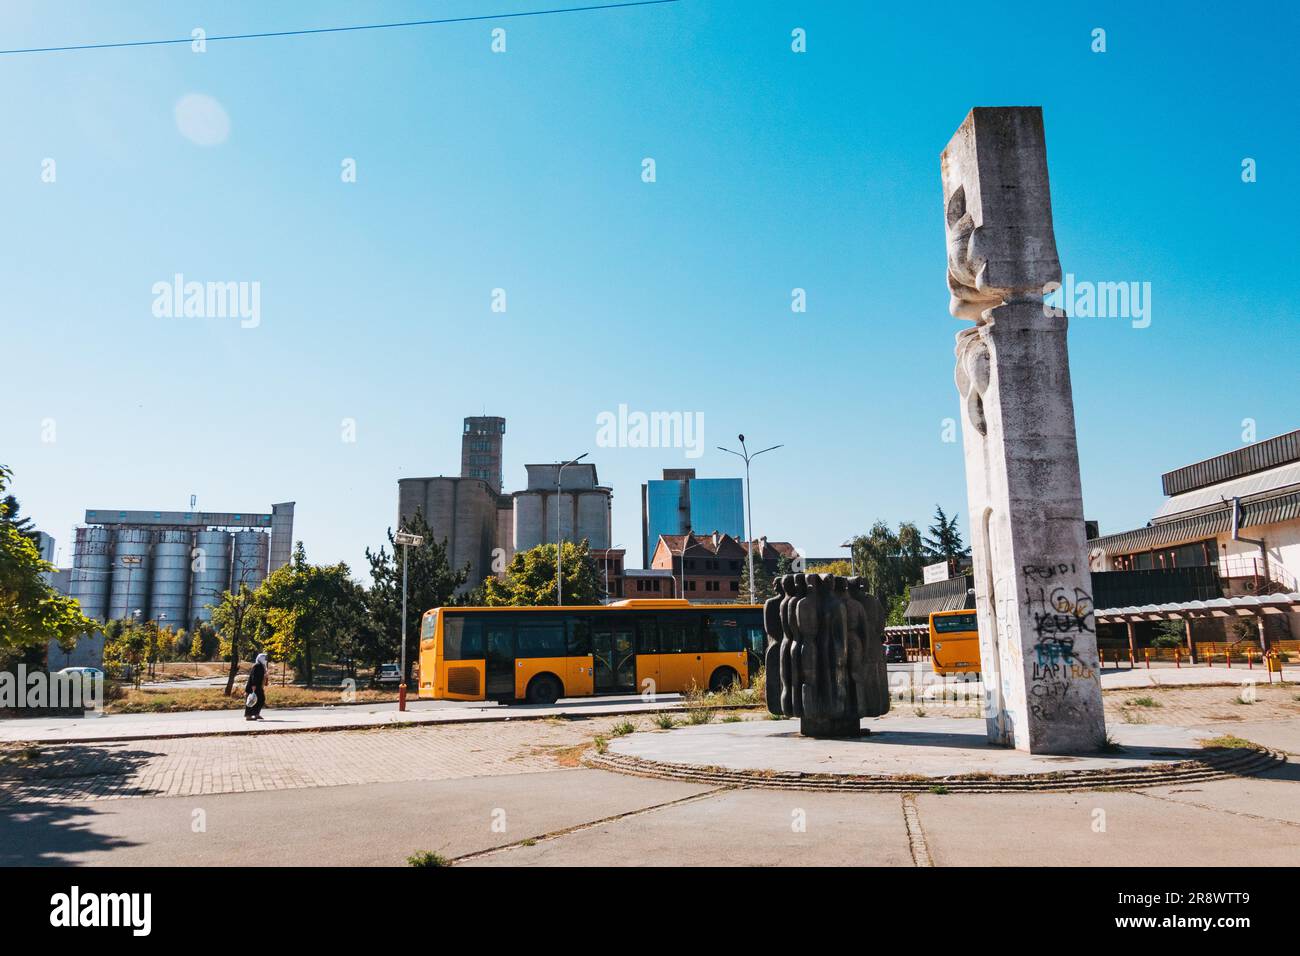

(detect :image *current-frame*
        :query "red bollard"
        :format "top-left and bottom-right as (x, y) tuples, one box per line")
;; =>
(399, 683), (407, 712)
(1226, 650), (1231, 669)
(1248, 649), (1254, 670)
(1175, 647), (1181, 668)
(1144, 648), (1150, 669)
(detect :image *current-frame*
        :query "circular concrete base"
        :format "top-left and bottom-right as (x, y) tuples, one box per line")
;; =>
(585, 717), (1285, 792)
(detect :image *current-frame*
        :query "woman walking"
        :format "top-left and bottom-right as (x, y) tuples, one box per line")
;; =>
(244, 652), (269, 721)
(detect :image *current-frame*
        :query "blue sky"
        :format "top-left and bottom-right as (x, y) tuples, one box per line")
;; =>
(1, 0), (1295, 577)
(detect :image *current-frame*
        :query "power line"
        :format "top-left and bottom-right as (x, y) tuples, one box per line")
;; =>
(0, 0), (681, 56)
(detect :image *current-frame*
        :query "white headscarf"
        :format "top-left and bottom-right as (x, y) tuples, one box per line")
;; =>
(254, 652), (269, 670)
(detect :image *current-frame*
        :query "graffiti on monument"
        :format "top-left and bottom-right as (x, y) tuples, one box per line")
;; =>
(1023, 562), (1097, 721)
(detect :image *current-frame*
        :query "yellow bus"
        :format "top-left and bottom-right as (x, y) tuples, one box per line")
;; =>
(929, 609), (980, 676)
(418, 599), (765, 704)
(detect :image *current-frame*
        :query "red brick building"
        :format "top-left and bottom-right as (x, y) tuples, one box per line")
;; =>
(650, 532), (797, 603)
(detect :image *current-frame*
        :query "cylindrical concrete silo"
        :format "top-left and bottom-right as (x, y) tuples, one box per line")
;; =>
(107, 528), (153, 621)
(576, 490), (611, 549)
(231, 530), (270, 591)
(149, 530), (192, 629)
(188, 530), (231, 624)
(71, 526), (112, 621)
(513, 490), (545, 552)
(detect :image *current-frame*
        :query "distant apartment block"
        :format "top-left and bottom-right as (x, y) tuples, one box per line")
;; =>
(640, 468), (744, 567)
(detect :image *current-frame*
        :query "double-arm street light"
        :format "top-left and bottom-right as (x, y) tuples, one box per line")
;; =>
(556, 453), (588, 606)
(717, 434), (783, 604)
(394, 530), (425, 712)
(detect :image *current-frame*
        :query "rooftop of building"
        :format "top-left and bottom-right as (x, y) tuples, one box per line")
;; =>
(1090, 427), (1300, 554)
(655, 531), (797, 560)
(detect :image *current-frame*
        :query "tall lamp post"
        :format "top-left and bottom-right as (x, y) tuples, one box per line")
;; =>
(717, 434), (783, 604)
(119, 554), (143, 622)
(604, 543), (623, 602)
(394, 530), (424, 712)
(556, 453), (588, 606)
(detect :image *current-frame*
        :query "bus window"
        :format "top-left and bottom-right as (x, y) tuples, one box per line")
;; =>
(516, 621), (566, 658)
(635, 617), (659, 654)
(660, 614), (701, 654)
(701, 613), (744, 652)
(566, 616), (591, 656)
(933, 611), (978, 634)
(443, 616), (484, 660)
(739, 611), (765, 671)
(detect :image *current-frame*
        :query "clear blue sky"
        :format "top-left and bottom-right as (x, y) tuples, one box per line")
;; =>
(2, 0), (1295, 576)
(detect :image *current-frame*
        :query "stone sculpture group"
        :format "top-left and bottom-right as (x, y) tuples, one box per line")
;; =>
(763, 573), (891, 737)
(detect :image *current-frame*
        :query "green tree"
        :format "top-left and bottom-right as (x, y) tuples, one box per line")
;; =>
(849, 520), (926, 609)
(736, 549), (775, 603)
(484, 540), (602, 608)
(923, 505), (970, 563)
(805, 560), (852, 576)
(0, 493), (38, 543)
(212, 583), (262, 695)
(102, 621), (149, 687)
(255, 542), (364, 686)
(366, 510), (470, 681)
(887, 585), (911, 626)
(0, 465), (96, 657)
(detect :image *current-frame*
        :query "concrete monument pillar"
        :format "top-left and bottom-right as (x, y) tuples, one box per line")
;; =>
(940, 107), (1106, 754)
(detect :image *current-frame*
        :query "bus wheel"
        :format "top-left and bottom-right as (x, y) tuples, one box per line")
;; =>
(708, 667), (738, 693)
(526, 674), (561, 705)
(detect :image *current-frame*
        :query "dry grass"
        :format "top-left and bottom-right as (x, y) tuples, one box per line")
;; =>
(107, 685), (398, 714)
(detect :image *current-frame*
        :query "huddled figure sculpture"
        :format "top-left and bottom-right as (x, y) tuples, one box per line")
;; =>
(763, 574), (891, 737)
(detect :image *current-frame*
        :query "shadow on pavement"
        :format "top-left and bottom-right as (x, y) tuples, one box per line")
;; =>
(0, 743), (160, 865)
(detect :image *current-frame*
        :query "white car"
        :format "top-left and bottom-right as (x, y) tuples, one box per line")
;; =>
(374, 663), (403, 687)
(57, 666), (105, 679)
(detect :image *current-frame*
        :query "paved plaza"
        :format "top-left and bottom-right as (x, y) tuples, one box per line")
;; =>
(1, 681), (1297, 866)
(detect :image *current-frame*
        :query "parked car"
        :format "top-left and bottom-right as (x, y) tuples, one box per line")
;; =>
(57, 666), (105, 679)
(374, 663), (403, 687)
(882, 642), (906, 664)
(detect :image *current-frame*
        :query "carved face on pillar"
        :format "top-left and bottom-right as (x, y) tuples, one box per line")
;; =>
(945, 185), (1003, 323)
(940, 108), (1062, 325)
(954, 330), (991, 437)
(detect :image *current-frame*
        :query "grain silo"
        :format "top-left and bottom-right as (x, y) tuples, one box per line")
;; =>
(70, 526), (112, 621)
(231, 530), (270, 590)
(149, 529), (193, 629)
(107, 528), (152, 620)
(189, 530), (231, 624)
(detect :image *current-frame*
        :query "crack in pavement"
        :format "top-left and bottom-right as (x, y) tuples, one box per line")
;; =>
(902, 793), (933, 866)
(1131, 787), (1300, 829)
(449, 785), (734, 865)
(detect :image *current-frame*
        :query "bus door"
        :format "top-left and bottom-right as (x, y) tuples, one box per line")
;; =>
(485, 619), (517, 700)
(592, 620), (636, 694)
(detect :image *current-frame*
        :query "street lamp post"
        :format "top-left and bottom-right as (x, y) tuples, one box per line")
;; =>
(718, 434), (783, 604)
(604, 544), (623, 602)
(119, 554), (143, 622)
(556, 453), (588, 606)
(394, 530), (425, 712)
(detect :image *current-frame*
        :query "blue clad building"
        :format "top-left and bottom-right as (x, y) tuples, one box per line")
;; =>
(641, 469), (744, 567)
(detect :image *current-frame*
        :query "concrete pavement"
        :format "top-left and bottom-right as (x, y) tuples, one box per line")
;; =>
(0, 692), (696, 744)
(7, 764), (1294, 867)
(2, 665), (1292, 746)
